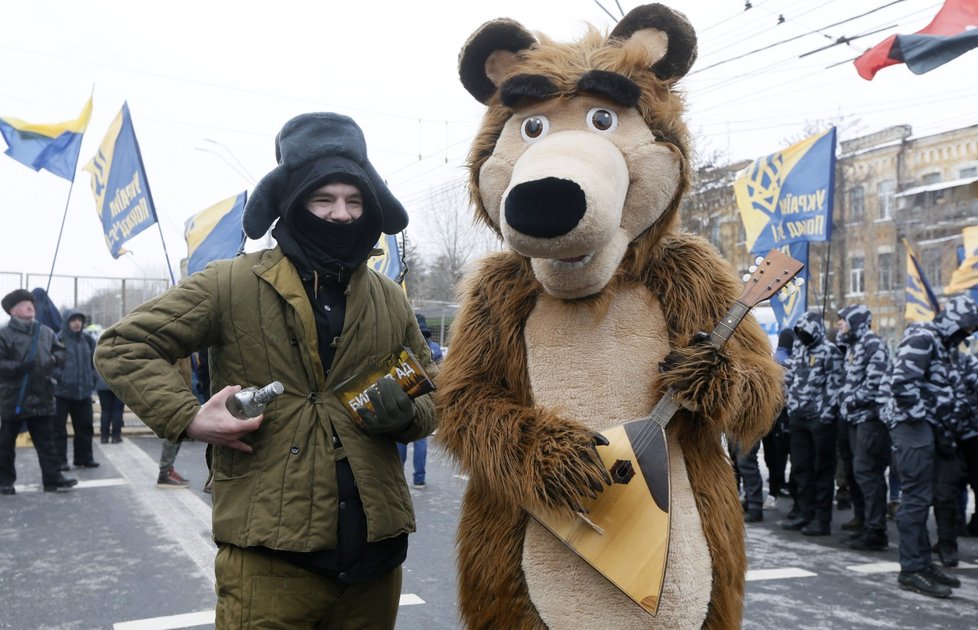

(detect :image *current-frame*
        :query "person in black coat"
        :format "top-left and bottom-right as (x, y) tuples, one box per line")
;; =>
(0, 289), (77, 495)
(53, 309), (100, 469)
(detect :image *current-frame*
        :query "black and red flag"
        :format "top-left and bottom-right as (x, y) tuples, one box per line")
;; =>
(854, 0), (978, 80)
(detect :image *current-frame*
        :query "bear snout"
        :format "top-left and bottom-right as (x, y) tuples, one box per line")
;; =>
(504, 177), (587, 238)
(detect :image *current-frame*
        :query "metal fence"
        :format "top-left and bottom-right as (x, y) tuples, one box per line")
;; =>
(0, 271), (170, 330)
(411, 299), (459, 348)
(1, 272), (461, 347)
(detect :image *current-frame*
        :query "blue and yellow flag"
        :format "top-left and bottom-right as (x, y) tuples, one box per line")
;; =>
(945, 225), (978, 295)
(903, 238), (941, 322)
(770, 241), (809, 332)
(82, 103), (158, 258)
(735, 128), (837, 254)
(368, 234), (404, 285)
(0, 97), (93, 181)
(184, 192), (247, 276)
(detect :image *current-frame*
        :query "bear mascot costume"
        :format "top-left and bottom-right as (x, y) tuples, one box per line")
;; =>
(435, 4), (784, 629)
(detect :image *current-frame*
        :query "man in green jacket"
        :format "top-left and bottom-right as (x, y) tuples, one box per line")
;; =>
(95, 112), (437, 628)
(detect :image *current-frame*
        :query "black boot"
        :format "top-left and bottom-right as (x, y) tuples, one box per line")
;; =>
(922, 564), (961, 588)
(841, 516), (864, 531)
(43, 477), (78, 492)
(782, 516), (810, 531)
(848, 529), (888, 551)
(898, 570), (952, 598)
(935, 539), (959, 568)
(801, 521), (831, 536)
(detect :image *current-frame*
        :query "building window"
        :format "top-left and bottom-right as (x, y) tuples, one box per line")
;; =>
(878, 252), (893, 291)
(960, 166), (977, 178)
(922, 172), (942, 185)
(849, 256), (865, 295)
(849, 186), (865, 221)
(878, 179), (895, 219)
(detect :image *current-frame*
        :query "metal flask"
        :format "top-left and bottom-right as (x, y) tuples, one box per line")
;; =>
(225, 381), (285, 419)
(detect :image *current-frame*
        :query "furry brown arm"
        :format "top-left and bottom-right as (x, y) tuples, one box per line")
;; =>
(435, 253), (611, 513)
(626, 233), (783, 447)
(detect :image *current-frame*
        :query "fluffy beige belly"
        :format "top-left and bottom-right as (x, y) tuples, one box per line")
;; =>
(521, 285), (712, 629)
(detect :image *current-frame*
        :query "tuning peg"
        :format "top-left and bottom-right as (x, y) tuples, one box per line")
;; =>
(755, 256), (764, 265)
(742, 273), (751, 282)
(794, 277), (805, 286)
(748, 265), (758, 273)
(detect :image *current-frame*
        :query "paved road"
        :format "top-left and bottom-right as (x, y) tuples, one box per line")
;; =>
(2, 436), (977, 629)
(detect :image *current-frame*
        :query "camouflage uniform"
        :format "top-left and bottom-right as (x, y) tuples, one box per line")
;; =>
(783, 312), (844, 532)
(954, 344), (978, 535)
(883, 295), (978, 572)
(837, 305), (891, 544)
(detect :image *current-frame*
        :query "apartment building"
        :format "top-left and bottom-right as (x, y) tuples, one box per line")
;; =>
(681, 124), (978, 344)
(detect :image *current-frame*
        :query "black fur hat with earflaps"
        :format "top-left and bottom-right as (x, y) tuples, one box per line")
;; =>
(242, 112), (408, 239)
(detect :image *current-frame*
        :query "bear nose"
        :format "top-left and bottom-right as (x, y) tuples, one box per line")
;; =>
(504, 177), (586, 238)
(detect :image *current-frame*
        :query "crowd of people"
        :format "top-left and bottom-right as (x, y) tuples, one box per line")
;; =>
(738, 296), (978, 599)
(2, 107), (974, 626)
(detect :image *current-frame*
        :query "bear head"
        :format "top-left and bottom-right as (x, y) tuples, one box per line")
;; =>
(460, 3), (697, 299)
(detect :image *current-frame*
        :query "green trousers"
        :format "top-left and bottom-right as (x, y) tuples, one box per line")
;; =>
(214, 545), (402, 629)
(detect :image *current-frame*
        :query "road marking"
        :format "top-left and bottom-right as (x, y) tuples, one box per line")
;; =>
(114, 610), (213, 630)
(98, 439), (216, 582)
(400, 593), (425, 606)
(11, 477), (128, 493)
(848, 560), (978, 574)
(77, 477), (128, 488)
(746, 567), (817, 581)
(846, 561), (900, 574)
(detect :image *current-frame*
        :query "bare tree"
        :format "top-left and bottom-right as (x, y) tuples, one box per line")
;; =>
(416, 180), (501, 302)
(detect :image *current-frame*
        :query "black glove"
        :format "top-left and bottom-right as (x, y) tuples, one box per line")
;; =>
(357, 377), (415, 435)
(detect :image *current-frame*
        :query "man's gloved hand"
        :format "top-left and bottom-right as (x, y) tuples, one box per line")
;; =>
(357, 377), (415, 435)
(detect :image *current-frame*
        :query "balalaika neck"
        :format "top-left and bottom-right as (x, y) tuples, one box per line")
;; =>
(647, 300), (752, 430)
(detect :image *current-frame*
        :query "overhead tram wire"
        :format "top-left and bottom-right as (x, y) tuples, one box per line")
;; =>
(688, 1), (939, 101)
(695, 0), (829, 59)
(592, 0), (619, 23)
(691, 87), (978, 142)
(695, 0), (925, 63)
(689, 0), (912, 75)
(695, 0), (777, 35)
(690, 1), (946, 114)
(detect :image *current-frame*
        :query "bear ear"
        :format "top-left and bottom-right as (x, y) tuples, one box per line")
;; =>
(459, 18), (537, 104)
(610, 3), (697, 82)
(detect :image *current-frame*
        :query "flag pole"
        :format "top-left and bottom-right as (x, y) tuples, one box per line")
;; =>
(125, 103), (176, 287)
(44, 176), (79, 294)
(155, 221), (177, 286)
(44, 86), (95, 294)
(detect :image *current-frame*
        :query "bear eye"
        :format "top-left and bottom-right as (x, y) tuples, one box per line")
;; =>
(520, 116), (550, 143)
(587, 108), (618, 133)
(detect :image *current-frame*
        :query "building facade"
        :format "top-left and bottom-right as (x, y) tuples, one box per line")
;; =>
(681, 123), (978, 345)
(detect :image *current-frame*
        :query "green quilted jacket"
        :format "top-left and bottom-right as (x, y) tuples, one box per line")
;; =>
(95, 247), (437, 551)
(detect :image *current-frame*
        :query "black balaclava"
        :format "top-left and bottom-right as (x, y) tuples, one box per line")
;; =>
(271, 157), (383, 374)
(272, 157), (383, 286)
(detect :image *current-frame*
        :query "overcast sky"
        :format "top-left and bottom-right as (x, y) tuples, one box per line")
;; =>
(2, 0), (975, 282)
